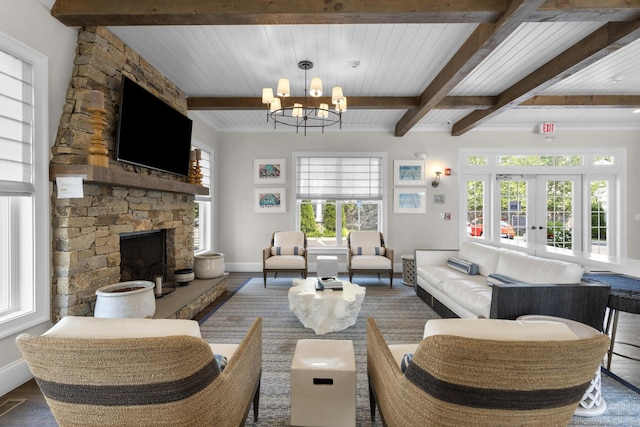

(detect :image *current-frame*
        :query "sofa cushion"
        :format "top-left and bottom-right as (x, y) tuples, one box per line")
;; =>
(271, 246), (305, 256)
(495, 251), (584, 284)
(442, 276), (492, 318)
(446, 257), (479, 275)
(417, 266), (468, 292)
(457, 241), (502, 277)
(352, 246), (386, 256)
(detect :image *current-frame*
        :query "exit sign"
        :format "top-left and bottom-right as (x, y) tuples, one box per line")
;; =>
(539, 123), (555, 134)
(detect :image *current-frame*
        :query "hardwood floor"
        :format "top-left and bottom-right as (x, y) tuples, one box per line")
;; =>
(2, 271), (639, 425)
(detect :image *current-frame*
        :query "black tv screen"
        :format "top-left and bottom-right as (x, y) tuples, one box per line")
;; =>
(116, 76), (193, 177)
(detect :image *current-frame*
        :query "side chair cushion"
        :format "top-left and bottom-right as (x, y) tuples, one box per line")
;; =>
(349, 231), (383, 249)
(350, 255), (392, 270)
(423, 318), (579, 341)
(264, 255), (306, 269)
(271, 246), (305, 256)
(43, 316), (202, 339)
(352, 246), (385, 256)
(273, 231), (305, 248)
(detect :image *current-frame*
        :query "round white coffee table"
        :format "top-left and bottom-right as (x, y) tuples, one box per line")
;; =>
(288, 278), (366, 335)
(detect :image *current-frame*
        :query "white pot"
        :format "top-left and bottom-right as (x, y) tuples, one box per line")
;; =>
(94, 281), (156, 318)
(193, 252), (225, 279)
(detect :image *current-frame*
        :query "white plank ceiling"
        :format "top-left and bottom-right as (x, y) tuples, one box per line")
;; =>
(43, 1), (640, 135)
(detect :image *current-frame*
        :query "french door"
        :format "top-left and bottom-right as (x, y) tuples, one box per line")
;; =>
(492, 175), (582, 250)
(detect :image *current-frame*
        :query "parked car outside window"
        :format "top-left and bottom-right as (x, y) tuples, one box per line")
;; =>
(468, 218), (515, 239)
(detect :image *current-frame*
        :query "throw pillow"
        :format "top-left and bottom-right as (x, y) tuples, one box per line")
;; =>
(271, 246), (305, 256)
(446, 257), (479, 275)
(214, 354), (228, 372)
(486, 273), (527, 286)
(352, 246), (386, 256)
(401, 353), (413, 373)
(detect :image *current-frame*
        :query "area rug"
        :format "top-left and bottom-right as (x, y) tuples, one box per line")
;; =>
(198, 277), (640, 426)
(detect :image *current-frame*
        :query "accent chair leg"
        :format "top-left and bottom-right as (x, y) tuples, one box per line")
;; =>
(368, 376), (376, 421)
(349, 272), (354, 282)
(263, 272), (267, 288)
(253, 379), (260, 422)
(389, 271), (393, 288)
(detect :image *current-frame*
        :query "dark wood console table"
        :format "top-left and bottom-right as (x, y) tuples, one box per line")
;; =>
(583, 273), (640, 369)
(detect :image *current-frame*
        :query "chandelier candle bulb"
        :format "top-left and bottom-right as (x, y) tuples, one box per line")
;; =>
(332, 86), (344, 104)
(292, 103), (303, 118)
(318, 103), (329, 118)
(270, 97), (281, 112)
(195, 148), (202, 160)
(309, 77), (323, 97)
(277, 78), (290, 97)
(262, 88), (274, 104)
(189, 150), (196, 161)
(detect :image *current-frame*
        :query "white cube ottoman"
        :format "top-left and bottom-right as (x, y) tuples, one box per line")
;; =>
(317, 255), (339, 278)
(290, 339), (356, 427)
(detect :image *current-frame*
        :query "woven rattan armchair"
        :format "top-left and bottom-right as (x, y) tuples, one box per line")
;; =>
(367, 317), (609, 427)
(16, 316), (262, 427)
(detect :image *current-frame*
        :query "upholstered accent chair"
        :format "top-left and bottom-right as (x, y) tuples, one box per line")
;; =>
(367, 317), (609, 427)
(263, 231), (308, 287)
(347, 231), (394, 287)
(16, 316), (262, 427)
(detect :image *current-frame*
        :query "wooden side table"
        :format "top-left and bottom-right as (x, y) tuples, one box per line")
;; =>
(401, 254), (415, 287)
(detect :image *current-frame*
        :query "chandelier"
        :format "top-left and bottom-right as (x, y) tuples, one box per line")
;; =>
(261, 60), (347, 135)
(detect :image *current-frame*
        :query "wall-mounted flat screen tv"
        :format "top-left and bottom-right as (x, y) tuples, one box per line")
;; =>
(116, 75), (193, 177)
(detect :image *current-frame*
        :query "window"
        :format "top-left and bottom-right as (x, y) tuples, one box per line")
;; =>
(193, 143), (212, 253)
(0, 32), (49, 337)
(294, 153), (385, 247)
(460, 148), (622, 257)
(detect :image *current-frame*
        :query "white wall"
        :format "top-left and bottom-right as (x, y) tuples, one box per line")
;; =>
(0, 0), (77, 396)
(216, 129), (640, 271)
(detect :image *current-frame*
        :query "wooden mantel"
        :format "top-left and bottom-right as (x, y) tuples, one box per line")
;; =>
(50, 164), (209, 196)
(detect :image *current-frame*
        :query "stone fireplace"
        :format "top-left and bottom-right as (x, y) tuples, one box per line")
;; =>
(49, 26), (222, 320)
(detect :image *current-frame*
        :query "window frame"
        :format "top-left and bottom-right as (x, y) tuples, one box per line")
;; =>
(192, 140), (212, 254)
(292, 151), (388, 248)
(459, 147), (624, 257)
(0, 31), (49, 338)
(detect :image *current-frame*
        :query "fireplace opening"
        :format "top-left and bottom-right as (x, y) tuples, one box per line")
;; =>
(119, 230), (166, 283)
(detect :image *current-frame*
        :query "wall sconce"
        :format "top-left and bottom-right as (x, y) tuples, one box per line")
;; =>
(432, 171), (441, 188)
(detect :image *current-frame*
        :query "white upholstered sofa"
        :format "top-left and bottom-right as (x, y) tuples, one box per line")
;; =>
(414, 241), (611, 330)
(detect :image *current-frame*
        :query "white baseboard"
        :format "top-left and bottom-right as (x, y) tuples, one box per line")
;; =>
(0, 359), (33, 397)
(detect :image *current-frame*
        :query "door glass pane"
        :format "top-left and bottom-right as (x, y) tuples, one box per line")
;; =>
(546, 180), (573, 249)
(590, 180), (609, 255)
(500, 180), (526, 241)
(466, 180), (484, 237)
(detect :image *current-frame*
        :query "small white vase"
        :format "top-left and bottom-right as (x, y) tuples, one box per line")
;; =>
(94, 281), (156, 318)
(193, 252), (225, 279)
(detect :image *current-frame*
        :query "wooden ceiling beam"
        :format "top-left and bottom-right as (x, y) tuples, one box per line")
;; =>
(187, 96), (420, 110)
(394, 0), (547, 137)
(451, 20), (640, 136)
(50, 0), (640, 26)
(187, 95), (640, 110)
(519, 95), (640, 108)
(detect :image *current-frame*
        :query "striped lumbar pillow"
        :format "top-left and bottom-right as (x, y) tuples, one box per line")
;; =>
(446, 257), (479, 275)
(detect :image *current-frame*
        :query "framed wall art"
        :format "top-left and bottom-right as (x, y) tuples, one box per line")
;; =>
(393, 160), (425, 186)
(254, 158), (286, 184)
(393, 189), (426, 214)
(254, 187), (286, 213)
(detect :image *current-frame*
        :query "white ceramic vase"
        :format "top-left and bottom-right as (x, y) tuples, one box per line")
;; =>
(94, 280), (156, 318)
(193, 252), (225, 279)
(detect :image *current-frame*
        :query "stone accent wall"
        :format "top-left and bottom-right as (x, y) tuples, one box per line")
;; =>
(51, 27), (195, 319)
